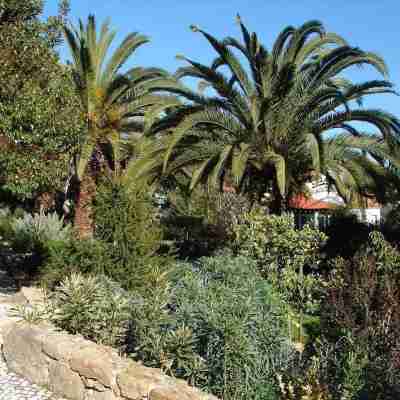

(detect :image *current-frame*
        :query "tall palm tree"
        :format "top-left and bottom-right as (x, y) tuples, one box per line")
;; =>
(132, 17), (400, 212)
(64, 15), (172, 237)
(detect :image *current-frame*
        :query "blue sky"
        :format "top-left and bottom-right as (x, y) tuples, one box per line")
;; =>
(44, 0), (399, 121)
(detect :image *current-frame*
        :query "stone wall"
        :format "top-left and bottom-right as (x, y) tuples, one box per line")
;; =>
(2, 322), (218, 400)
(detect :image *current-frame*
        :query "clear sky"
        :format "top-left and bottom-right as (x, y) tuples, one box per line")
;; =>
(44, 0), (400, 121)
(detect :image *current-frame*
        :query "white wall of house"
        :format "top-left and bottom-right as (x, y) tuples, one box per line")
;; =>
(306, 179), (345, 206)
(306, 176), (385, 225)
(350, 208), (381, 225)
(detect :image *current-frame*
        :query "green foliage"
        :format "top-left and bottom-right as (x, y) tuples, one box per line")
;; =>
(232, 208), (326, 316)
(9, 303), (47, 325)
(139, 18), (400, 210)
(129, 254), (292, 399)
(10, 211), (72, 253)
(48, 273), (132, 351)
(383, 203), (400, 242)
(0, 0), (83, 202)
(308, 232), (400, 399)
(63, 15), (171, 184)
(324, 208), (372, 258)
(172, 255), (292, 399)
(39, 238), (113, 290)
(0, 206), (14, 240)
(38, 180), (171, 290)
(164, 184), (252, 257)
(94, 181), (172, 291)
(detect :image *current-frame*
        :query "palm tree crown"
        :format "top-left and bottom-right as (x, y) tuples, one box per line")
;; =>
(64, 15), (173, 236)
(135, 17), (400, 210)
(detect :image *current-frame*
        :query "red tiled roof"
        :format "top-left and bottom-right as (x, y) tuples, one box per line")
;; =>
(288, 194), (336, 210)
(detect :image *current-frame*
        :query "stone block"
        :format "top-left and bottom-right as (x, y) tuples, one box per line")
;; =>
(43, 331), (86, 362)
(3, 322), (49, 385)
(48, 359), (85, 400)
(69, 344), (120, 390)
(85, 388), (119, 400)
(149, 386), (193, 400)
(117, 362), (166, 399)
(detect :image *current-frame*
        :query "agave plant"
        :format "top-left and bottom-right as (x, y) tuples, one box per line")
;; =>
(12, 211), (72, 249)
(127, 17), (400, 211)
(63, 15), (177, 237)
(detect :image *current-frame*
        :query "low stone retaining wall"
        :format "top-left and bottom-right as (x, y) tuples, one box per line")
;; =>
(2, 322), (218, 400)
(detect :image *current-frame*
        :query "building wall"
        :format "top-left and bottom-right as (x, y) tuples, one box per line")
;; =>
(350, 208), (382, 225)
(306, 179), (345, 206)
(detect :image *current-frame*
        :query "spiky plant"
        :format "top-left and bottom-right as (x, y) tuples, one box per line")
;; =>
(64, 15), (173, 237)
(128, 17), (400, 211)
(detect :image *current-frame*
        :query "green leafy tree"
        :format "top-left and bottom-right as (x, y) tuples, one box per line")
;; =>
(63, 15), (175, 237)
(0, 0), (83, 206)
(132, 17), (400, 212)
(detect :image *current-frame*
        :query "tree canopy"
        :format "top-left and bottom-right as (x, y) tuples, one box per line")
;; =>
(0, 0), (83, 203)
(127, 17), (400, 210)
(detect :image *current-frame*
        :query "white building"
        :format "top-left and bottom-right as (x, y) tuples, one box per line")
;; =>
(289, 176), (385, 228)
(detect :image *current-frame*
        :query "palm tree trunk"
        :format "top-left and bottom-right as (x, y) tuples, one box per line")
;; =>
(270, 183), (287, 215)
(74, 171), (96, 239)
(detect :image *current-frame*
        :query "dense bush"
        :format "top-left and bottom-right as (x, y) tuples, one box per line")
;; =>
(172, 255), (294, 399)
(0, 206), (14, 240)
(0, 208), (71, 253)
(323, 208), (371, 258)
(232, 208), (326, 318)
(164, 185), (252, 257)
(130, 254), (294, 400)
(39, 238), (113, 289)
(382, 203), (400, 243)
(46, 254), (293, 399)
(48, 273), (132, 352)
(320, 232), (400, 398)
(93, 181), (173, 290)
(40, 182), (173, 290)
(11, 210), (72, 253)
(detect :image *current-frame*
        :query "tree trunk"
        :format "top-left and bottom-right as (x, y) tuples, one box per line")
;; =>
(74, 171), (96, 239)
(270, 182), (287, 215)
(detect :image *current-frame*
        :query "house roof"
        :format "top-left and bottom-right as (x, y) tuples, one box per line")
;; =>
(288, 194), (337, 210)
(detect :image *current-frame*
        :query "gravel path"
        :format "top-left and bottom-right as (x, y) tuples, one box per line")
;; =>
(0, 269), (65, 400)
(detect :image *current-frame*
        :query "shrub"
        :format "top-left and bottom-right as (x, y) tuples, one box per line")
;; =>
(48, 273), (132, 352)
(39, 238), (113, 289)
(317, 232), (400, 399)
(41, 182), (173, 290)
(382, 203), (400, 243)
(93, 181), (173, 290)
(164, 185), (252, 257)
(10, 210), (72, 253)
(95, 181), (164, 258)
(0, 206), (14, 241)
(129, 254), (293, 399)
(232, 209), (326, 318)
(323, 208), (371, 258)
(172, 255), (293, 399)
(42, 253), (293, 399)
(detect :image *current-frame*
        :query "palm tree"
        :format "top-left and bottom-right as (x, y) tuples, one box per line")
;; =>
(64, 15), (172, 237)
(321, 134), (400, 206)
(134, 17), (400, 212)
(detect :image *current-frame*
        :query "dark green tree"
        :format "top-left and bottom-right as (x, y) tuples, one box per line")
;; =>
(0, 0), (84, 208)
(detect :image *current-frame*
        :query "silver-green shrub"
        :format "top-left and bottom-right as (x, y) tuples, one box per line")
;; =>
(11, 210), (72, 252)
(130, 254), (294, 400)
(48, 273), (132, 352)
